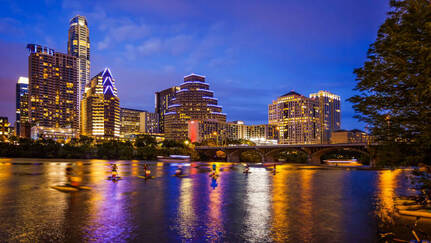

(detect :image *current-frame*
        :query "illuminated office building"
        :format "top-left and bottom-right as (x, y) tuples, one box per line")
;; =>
(310, 90), (341, 143)
(330, 129), (368, 144)
(120, 107), (159, 137)
(269, 91), (320, 144)
(0, 117), (10, 140)
(155, 86), (179, 133)
(165, 74), (226, 140)
(27, 44), (78, 135)
(188, 120), (278, 145)
(15, 77), (29, 136)
(68, 15), (90, 122)
(81, 68), (120, 139)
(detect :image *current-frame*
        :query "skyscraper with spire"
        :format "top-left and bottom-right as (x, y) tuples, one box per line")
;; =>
(68, 15), (90, 125)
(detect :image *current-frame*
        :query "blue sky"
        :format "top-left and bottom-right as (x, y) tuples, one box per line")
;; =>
(0, 0), (389, 129)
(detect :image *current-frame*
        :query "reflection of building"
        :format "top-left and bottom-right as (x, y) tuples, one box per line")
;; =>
(27, 44), (78, 135)
(15, 77), (29, 136)
(68, 15), (90, 118)
(165, 74), (226, 140)
(155, 86), (179, 133)
(120, 107), (159, 137)
(188, 120), (278, 145)
(269, 91), (320, 144)
(0, 117), (10, 140)
(330, 129), (368, 144)
(81, 68), (120, 139)
(310, 91), (341, 143)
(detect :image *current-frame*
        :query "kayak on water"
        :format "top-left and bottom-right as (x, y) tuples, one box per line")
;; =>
(51, 185), (91, 192)
(173, 174), (187, 178)
(138, 175), (155, 179)
(399, 209), (431, 218)
(107, 176), (122, 180)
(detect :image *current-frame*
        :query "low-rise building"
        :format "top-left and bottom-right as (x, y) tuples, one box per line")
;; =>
(188, 120), (278, 145)
(330, 129), (368, 144)
(31, 126), (75, 142)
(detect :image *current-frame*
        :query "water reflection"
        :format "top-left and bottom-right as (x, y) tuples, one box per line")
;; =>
(206, 167), (224, 240)
(271, 167), (290, 242)
(177, 178), (196, 239)
(244, 168), (271, 242)
(376, 169), (401, 223)
(0, 160), (429, 242)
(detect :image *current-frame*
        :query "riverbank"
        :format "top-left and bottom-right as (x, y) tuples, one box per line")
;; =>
(0, 157), (415, 171)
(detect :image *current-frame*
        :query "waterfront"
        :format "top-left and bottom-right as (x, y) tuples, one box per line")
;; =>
(0, 159), (429, 242)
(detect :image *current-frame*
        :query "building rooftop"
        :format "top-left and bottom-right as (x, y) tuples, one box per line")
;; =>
(280, 91), (303, 97)
(17, 77), (29, 84)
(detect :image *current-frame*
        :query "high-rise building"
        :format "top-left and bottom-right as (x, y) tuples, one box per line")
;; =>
(120, 107), (159, 137)
(81, 68), (120, 139)
(269, 91), (320, 144)
(155, 86), (179, 133)
(165, 74), (226, 140)
(27, 44), (78, 135)
(15, 77), (29, 136)
(310, 91), (341, 143)
(68, 15), (90, 122)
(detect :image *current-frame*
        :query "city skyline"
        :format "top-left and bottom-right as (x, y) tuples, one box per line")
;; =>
(0, 0), (390, 129)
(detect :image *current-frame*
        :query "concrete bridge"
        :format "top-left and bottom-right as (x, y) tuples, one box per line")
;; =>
(195, 143), (375, 165)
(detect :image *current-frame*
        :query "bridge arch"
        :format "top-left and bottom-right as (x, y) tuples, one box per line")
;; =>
(262, 147), (308, 163)
(309, 147), (370, 164)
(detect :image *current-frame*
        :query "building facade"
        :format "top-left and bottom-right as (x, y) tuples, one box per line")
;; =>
(155, 86), (179, 133)
(165, 74), (226, 140)
(269, 91), (321, 144)
(15, 77), (29, 136)
(81, 68), (120, 139)
(0, 117), (10, 140)
(330, 129), (368, 144)
(27, 44), (78, 134)
(68, 15), (90, 118)
(188, 120), (278, 145)
(310, 90), (341, 143)
(120, 107), (159, 137)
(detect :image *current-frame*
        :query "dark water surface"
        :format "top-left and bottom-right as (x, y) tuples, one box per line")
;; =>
(0, 159), (429, 242)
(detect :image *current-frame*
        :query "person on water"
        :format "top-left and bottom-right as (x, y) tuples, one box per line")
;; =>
(143, 163), (151, 178)
(273, 163), (276, 174)
(175, 165), (183, 176)
(112, 163), (118, 178)
(244, 163), (249, 173)
(211, 163), (217, 177)
(66, 164), (74, 185)
(66, 164), (81, 187)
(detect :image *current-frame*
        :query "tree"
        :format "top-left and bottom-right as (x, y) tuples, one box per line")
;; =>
(135, 134), (157, 148)
(348, 0), (431, 165)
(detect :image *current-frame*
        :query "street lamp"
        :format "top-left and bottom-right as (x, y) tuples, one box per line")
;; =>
(213, 131), (218, 146)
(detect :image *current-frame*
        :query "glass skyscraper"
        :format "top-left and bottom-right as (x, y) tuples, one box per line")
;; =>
(155, 86), (179, 133)
(68, 15), (90, 123)
(15, 77), (28, 136)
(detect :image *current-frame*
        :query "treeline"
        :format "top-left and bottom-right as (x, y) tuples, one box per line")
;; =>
(0, 135), (198, 160)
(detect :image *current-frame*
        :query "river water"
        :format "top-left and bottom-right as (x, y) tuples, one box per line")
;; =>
(0, 159), (429, 242)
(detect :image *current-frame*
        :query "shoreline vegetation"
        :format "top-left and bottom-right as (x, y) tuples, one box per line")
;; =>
(0, 135), (371, 164)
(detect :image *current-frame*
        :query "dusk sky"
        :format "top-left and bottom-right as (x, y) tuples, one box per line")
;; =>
(0, 0), (389, 129)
